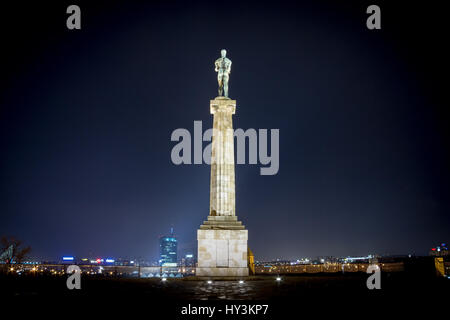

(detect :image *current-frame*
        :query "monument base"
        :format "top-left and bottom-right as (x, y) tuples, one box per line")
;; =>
(196, 267), (249, 277)
(197, 216), (248, 277)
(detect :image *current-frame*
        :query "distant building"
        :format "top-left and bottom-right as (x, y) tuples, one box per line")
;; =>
(183, 253), (195, 267)
(60, 256), (75, 264)
(429, 243), (449, 257)
(248, 247), (255, 275)
(159, 228), (177, 267)
(113, 258), (136, 266)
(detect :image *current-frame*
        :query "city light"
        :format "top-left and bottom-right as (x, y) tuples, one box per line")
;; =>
(207, 280), (212, 284)
(162, 277), (167, 282)
(62, 256), (74, 261)
(276, 277), (281, 281)
(105, 259), (115, 263)
(162, 262), (177, 267)
(239, 280), (244, 284)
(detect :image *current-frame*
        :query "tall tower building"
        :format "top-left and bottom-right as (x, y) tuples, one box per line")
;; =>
(159, 228), (177, 267)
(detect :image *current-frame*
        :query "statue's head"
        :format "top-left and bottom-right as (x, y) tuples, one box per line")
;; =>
(221, 49), (227, 58)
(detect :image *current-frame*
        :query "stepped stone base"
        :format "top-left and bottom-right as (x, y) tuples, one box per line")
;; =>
(199, 215), (245, 230)
(197, 217), (248, 277)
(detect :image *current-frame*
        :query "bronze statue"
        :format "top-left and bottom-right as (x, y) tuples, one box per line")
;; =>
(214, 49), (232, 97)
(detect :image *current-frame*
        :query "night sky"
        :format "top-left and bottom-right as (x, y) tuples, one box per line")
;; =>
(1, 1), (449, 261)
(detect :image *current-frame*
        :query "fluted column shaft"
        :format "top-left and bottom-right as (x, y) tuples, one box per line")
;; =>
(209, 98), (236, 216)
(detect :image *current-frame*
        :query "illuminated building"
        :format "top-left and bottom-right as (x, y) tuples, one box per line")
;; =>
(159, 228), (178, 267)
(429, 243), (449, 257)
(183, 253), (195, 267)
(61, 256), (74, 264)
(248, 248), (255, 275)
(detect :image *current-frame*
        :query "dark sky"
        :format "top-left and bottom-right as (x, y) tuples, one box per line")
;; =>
(0, 0), (449, 261)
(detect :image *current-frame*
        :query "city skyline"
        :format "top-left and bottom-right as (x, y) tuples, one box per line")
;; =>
(6, 229), (445, 263)
(1, 1), (449, 262)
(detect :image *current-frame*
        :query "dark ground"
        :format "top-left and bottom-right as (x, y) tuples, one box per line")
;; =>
(1, 272), (449, 316)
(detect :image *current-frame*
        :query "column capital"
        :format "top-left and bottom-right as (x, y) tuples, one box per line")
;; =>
(210, 97), (236, 115)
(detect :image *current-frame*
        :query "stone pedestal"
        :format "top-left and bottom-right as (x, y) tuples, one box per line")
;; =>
(196, 97), (249, 277)
(197, 216), (248, 277)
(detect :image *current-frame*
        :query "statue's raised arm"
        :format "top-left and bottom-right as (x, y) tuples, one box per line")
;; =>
(214, 49), (232, 98)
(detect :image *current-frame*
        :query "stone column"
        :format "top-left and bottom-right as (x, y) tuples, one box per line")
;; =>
(197, 97), (248, 277)
(209, 97), (236, 217)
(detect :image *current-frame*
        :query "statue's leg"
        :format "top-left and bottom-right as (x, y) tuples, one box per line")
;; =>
(218, 75), (223, 96)
(223, 74), (229, 97)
